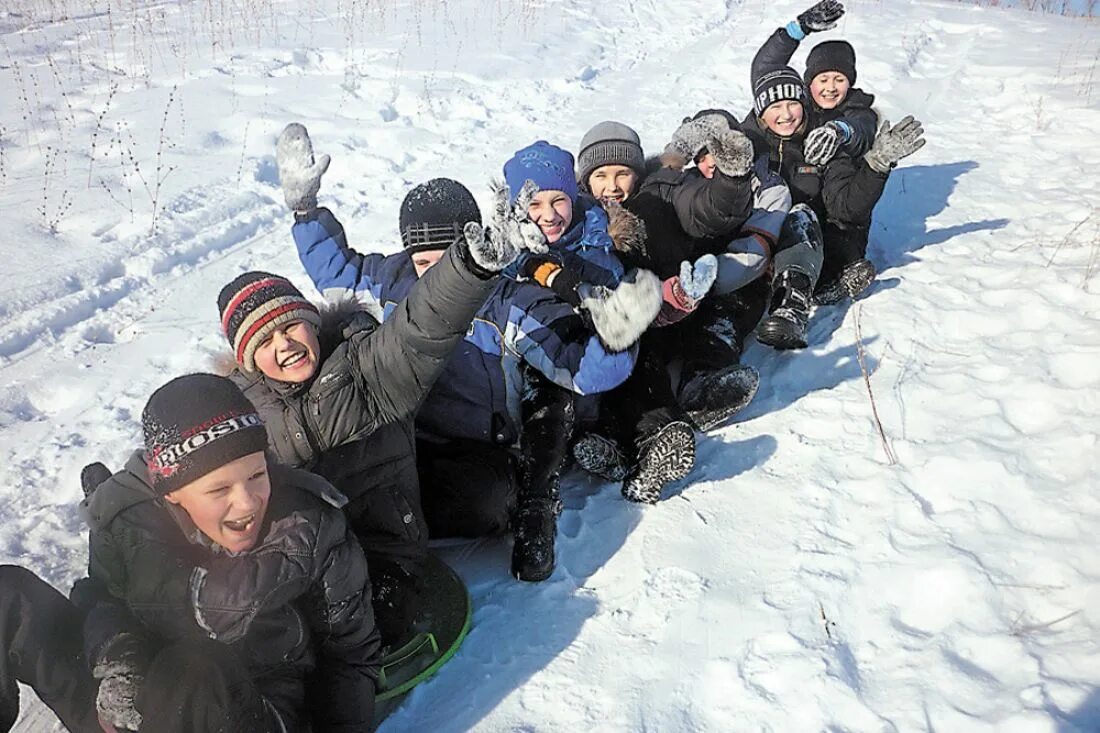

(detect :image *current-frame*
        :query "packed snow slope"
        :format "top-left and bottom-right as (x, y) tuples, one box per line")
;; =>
(2, 0), (1098, 730)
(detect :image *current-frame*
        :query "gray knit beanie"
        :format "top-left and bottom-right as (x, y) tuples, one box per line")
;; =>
(576, 121), (646, 190)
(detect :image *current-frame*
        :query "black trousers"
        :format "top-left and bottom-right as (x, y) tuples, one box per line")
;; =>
(418, 370), (574, 536)
(0, 566), (100, 733)
(819, 222), (871, 289)
(0, 566), (289, 733)
(417, 437), (518, 538)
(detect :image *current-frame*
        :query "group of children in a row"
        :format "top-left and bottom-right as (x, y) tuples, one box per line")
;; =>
(0, 1), (925, 730)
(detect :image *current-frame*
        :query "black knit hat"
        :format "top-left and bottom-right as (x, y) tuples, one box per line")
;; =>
(217, 271), (322, 373)
(399, 178), (481, 253)
(805, 40), (857, 87)
(752, 66), (807, 117)
(142, 373), (268, 495)
(576, 121), (646, 189)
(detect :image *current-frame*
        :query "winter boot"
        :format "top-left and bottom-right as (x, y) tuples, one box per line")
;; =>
(757, 270), (815, 350)
(814, 258), (877, 305)
(621, 418), (696, 505)
(678, 363), (760, 431)
(511, 496), (562, 582)
(572, 433), (630, 482)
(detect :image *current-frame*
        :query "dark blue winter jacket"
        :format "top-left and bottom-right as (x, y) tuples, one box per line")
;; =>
(292, 206), (634, 447)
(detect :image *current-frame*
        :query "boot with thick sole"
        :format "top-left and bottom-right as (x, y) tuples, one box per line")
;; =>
(679, 363), (760, 431)
(511, 497), (562, 582)
(621, 420), (696, 505)
(757, 270), (814, 350)
(814, 258), (876, 305)
(572, 433), (630, 482)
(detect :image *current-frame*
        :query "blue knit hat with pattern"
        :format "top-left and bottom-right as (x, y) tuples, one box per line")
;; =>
(503, 141), (577, 204)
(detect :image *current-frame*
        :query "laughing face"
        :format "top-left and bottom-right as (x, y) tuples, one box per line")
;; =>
(526, 190), (574, 244)
(164, 451), (271, 554)
(761, 100), (805, 139)
(253, 320), (320, 383)
(809, 71), (851, 110)
(587, 165), (638, 205)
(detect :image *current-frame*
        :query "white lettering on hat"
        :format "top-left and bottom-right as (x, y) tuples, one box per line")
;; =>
(149, 413), (263, 473)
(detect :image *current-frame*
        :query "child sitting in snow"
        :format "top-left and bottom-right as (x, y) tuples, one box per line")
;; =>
(218, 123), (542, 644)
(2, 373), (382, 732)
(288, 131), (660, 582)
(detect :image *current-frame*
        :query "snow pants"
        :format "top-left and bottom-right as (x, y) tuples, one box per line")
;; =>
(418, 369), (574, 536)
(0, 566), (100, 733)
(0, 566), (287, 733)
(818, 221), (871, 291)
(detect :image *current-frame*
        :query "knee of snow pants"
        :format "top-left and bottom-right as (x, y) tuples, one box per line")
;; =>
(772, 208), (825, 286)
(417, 438), (518, 539)
(139, 640), (290, 733)
(0, 566), (100, 733)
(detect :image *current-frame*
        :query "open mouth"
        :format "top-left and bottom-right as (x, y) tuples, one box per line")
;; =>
(223, 513), (257, 533)
(278, 351), (308, 369)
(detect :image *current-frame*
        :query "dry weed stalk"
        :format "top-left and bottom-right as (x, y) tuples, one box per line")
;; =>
(38, 144), (73, 233)
(853, 304), (897, 465)
(1046, 211), (1094, 266)
(88, 82), (118, 187)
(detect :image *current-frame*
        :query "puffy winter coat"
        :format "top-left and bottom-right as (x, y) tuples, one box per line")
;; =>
(228, 242), (496, 571)
(740, 113), (888, 231)
(82, 451), (380, 731)
(292, 204), (636, 448)
(752, 27), (880, 157)
(623, 165), (754, 279)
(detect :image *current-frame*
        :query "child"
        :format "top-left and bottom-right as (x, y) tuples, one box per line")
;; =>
(220, 124), (543, 640)
(289, 132), (659, 580)
(3, 373), (381, 732)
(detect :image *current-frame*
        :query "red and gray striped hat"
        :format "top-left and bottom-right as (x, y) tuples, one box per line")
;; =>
(217, 271), (322, 373)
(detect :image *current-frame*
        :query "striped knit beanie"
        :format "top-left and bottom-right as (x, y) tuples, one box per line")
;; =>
(217, 271), (322, 373)
(143, 373), (268, 495)
(576, 121), (645, 190)
(752, 66), (807, 117)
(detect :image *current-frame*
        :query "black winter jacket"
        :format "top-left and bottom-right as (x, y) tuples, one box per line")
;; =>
(82, 452), (380, 731)
(740, 113), (888, 230)
(230, 242), (496, 572)
(623, 166), (754, 279)
(752, 27), (879, 157)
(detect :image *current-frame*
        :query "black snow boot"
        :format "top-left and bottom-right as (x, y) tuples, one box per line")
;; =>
(814, 258), (876, 305)
(621, 410), (696, 505)
(757, 270), (815, 350)
(678, 363), (760, 431)
(572, 432), (630, 482)
(511, 496), (562, 582)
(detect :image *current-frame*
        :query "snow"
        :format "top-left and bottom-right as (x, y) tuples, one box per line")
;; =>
(2, 0), (1100, 730)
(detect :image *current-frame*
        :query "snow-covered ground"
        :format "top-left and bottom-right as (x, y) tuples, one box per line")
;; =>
(2, 0), (1099, 730)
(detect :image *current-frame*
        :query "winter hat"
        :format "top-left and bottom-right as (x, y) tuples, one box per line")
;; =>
(142, 373), (268, 495)
(804, 40), (857, 87)
(399, 178), (482, 253)
(576, 121), (646, 188)
(503, 141), (577, 204)
(752, 66), (807, 117)
(217, 271), (322, 373)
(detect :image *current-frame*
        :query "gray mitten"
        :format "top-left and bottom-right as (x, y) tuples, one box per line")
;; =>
(276, 123), (331, 212)
(707, 128), (753, 177)
(578, 269), (663, 351)
(796, 0), (845, 34)
(93, 634), (147, 732)
(665, 113), (734, 162)
(463, 180), (548, 273)
(864, 116), (926, 174)
(679, 254), (718, 301)
(803, 122), (848, 165)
